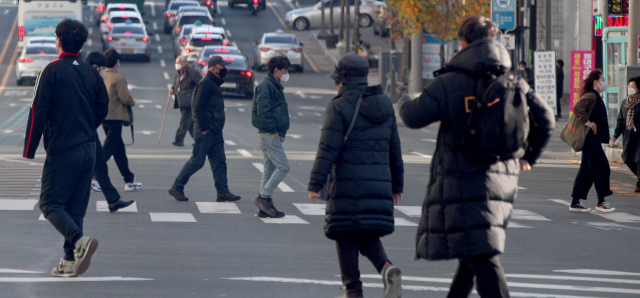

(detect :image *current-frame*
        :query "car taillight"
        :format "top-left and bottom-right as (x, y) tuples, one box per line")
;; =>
(19, 58), (33, 63)
(201, 37), (212, 41)
(122, 15), (129, 18)
(223, 41), (229, 46)
(124, 32), (131, 35)
(253, 0), (258, 4)
(96, 5), (104, 11)
(241, 71), (252, 77)
(18, 26), (24, 40)
(142, 37), (148, 42)
(180, 38), (187, 42)
(166, 13), (171, 17)
(185, 48), (191, 53)
(102, 16), (108, 22)
(205, 1), (211, 5)
(222, 56), (235, 61)
(292, 47), (302, 53)
(260, 47), (271, 52)
(204, 69), (208, 74)
(107, 24), (113, 29)
(214, 48), (229, 52)
(177, 27), (181, 32)
(199, 60), (206, 66)
(107, 36), (113, 41)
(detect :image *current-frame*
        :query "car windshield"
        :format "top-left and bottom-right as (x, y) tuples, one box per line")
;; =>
(202, 47), (240, 56)
(112, 26), (145, 34)
(181, 27), (194, 36)
(29, 39), (55, 44)
(179, 16), (211, 25)
(264, 36), (297, 44)
(111, 17), (141, 24)
(191, 38), (223, 47)
(25, 46), (57, 55)
(170, 2), (199, 10)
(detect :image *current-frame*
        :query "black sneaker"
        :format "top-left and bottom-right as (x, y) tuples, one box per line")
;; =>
(257, 209), (284, 218)
(108, 199), (135, 213)
(172, 142), (184, 147)
(253, 195), (284, 218)
(217, 192), (241, 202)
(595, 201), (616, 212)
(569, 203), (592, 212)
(168, 186), (188, 201)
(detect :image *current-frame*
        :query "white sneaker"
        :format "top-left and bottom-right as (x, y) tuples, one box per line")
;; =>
(124, 178), (143, 191)
(91, 179), (102, 192)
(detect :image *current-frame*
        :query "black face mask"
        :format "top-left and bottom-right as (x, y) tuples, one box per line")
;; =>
(218, 67), (227, 78)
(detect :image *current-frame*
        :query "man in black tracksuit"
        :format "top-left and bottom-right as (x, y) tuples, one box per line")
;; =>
(23, 19), (107, 277)
(168, 56), (241, 202)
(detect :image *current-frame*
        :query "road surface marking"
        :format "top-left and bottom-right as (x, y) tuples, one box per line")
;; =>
(266, 3), (286, 28)
(155, 105), (161, 109)
(139, 104), (145, 108)
(394, 206), (421, 217)
(394, 218), (418, 226)
(221, 18), (226, 25)
(238, 108), (245, 112)
(0, 199), (38, 210)
(38, 213), (45, 220)
(87, 39), (92, 46)
(421, 138), (436, 142)
(554, 269), (640, 276)
(163, 72), (170, 80)
(0, 276), (153, 282)
(216, 4), (221, 13)
(410, 151), (432, 158)
(225, 29), (232, 38)
(88, 27), (93, 34)
(150, 2), (155, 16)
(160, 59), (166, 67)
(152, 21), (158, 30)
(155, 34), (160, 42)
(287, 134), (303, 139)
(297, 105), (325, 111)
(136, 130), (155, 135)
(4, 9), (8, 14)
(293, 203), (325, 215)
(4, 130), (13, 133)
(224, 140), (236, 145)
(0, 269), (43, 274)
(508, 221), (533, 228)
(149, 212), (196, 222)
(9, 103), (15, 106)
(294, 91), (307, 98)
(167, 83), (172, 90)
(511, 209), (552, 221)
(0, 16), (18, 95)
(96, 201), (137, 212)
(258, 215), (309, 224)
(196, 202), (241, 214)
(505, 274), (640, 285)
(237, 149), (252, 157)
(157, 46), (163, 53)
(297, 112), (303, 116)
(549, 199), (570, 206)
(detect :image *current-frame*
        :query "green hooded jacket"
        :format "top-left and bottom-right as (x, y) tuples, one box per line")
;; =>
(251, 71), (290, 136)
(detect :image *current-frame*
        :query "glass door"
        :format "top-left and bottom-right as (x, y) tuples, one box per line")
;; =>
(603, 38), (627, 134)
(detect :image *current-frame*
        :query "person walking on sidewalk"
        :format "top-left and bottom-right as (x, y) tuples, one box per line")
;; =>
(556, 59), (565, 119)
(308, 54), (404, 298)
(571, 69), (615, 212)
(85, 52), (135, 213)
(252, 55), (291, 218)
(168, 56), (241, 202)
(102, 49), (143, 191)
(398, 16), (555, 298)
(170, 56), (202, 147)
(613, 76), (640, 193)
(24, 19), (107, 277)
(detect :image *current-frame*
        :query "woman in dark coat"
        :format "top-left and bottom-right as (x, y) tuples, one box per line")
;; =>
(398, 16), (555, 298)
(571, 69), (615, 212)
(612, 76), (640, 192)
(308, 54), (404, 298)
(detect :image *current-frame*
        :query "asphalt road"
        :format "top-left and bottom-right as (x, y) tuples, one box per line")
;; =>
(0, 1), (640, 297)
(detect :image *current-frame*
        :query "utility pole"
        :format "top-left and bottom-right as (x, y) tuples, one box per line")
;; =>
(545, 0), (551, 51)
(409, 31), (422, 94)
(602, 0), (608, 32)
(627, 0), (638, 66)
(353, 0), (360, 53)
(339, 0), (345, 40)
(318, 0), (327, 39)
(389, 10), (396, 101)
(345, 0), (351, 53)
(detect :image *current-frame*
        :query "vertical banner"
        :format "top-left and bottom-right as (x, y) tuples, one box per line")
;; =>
(422, 35), (441, 80)
(534, 51), (557, 114)
(569, 51), (595, 115)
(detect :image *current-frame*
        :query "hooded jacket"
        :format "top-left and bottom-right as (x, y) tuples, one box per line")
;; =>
(309, 84), (404, 239)
(398, 39), (555, 260)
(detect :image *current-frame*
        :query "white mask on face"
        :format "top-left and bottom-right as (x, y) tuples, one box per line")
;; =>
(175, 64), (183, 71)
(100, 69), (106, 77)
(280, 73), (289, 83)
(629, 87), (637, 96)
(598, 80), (607, 91)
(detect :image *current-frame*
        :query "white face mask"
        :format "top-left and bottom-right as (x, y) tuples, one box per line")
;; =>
(280, 73), (289, 83)
(175, 64), (183, 71)
(629, 87), (637, 96)
(100, 69), (106, 77)
(598, 80), (607, 91)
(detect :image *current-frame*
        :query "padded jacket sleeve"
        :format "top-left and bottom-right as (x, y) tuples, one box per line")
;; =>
(193, 81), (210, 132)
(389, 115), (404, 194)
(523, 84), (555, 165)
(23, 64), (55, 159)
(308, 101), (345, 192)
(398, 78), (446, 128)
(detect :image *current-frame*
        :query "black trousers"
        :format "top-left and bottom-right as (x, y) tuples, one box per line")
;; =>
(173, 129), (229, 194)
(94, 135), (120, 204)
(625, 161), (640, 184)
(174, 108), (194, 144)
(571, 135), (613, 200)
(447, 255), (510, 298)
(39, 143), (95, 261)
(556, 94), (562, 118)
(102, 120), (135, 183)
(335, 232), (390, 298)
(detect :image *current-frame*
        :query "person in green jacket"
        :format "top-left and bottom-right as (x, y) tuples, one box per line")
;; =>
(251, 55), (291, 218)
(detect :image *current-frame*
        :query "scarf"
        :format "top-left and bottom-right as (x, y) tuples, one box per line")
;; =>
(625, 92), (640, 131)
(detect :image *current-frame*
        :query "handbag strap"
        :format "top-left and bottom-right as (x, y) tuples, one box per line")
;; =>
(343, 93), (363, 143)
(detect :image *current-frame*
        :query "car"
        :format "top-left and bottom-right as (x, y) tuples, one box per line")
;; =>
(94, 0), (106, 26)
(101, 11), (143, 42)
(176, 5), (210, 16)
(190, 25), (230, 45)
(26, 36), (56, 45)
(228, 0), (264, 9)
(194, 45), (242, 67)
(166, 0), (215, 15)
(171, 11), (214, 38)
(164, 0), (200, 33)
(15, 43), (58, 85)
(284, 0), (373, 31)
(97, 3), (140, 27)
(199, 55), (254, 98)
(182, 33), (224, 64)
(253, 30), (304, 72)
(173, 24), (196, 57)
(103, 23), (151, 62)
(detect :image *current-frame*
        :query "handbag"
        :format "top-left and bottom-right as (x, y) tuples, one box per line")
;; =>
(559, 98), (595, 152)
(176, 89), (194, 109)
(122, 106), (134, 146)
(318, 94), (363, 201)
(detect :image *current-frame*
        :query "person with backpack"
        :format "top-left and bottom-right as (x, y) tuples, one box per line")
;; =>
(613, 76), (640, 193)
(397, 16), (555, 298)
(571, 69), (615, 212)
(308, 54), (404, 298)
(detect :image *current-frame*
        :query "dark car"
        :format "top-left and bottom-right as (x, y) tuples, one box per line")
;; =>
(228, 0), (265, 10)
(166, 0), (216, 15)
(200, 55), (254, 99)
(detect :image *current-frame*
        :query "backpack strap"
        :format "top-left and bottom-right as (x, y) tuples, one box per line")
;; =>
(343, 93), (363, 143)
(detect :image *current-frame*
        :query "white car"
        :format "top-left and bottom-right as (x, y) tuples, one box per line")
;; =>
(101, 11), (144, 42)
(171, 11), (214, 38)
(253, 30), (304, 72)
(190, 25), (230, 46)
(285, 0), (374, 31)
(103, 23), (151, 62)
(26, 36), (56, 45)
(174, 24), (196, 58)
(182, 33), (224, 64)
(164, 0), (201, 33)
(98, 3), (140, 27)
(16, 43), (58, 85)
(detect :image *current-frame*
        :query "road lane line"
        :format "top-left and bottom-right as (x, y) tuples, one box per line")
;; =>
(554, 269), (640, 276)
(224, 140), (236, 145)
(160, 59), (166, 67)
(87, 39), (92, 46)
(410, 151), (432, 158)
(303, 52), (320, 74)
(152, 21), (158, 30)
(150, 2), (156, 16)
(221, 18), (226, 25)
(226, 30), (232, 38)
(0, 269), (44, 274)
(163, 72), (170, 80)
(0, 277), (154, 282)
(155, 33), (160, 42)
(139, 104), (145, 108)
(216, 5), (221, 14)
(155, 105), (161, 109)
(0, 16), (19, 95)
(150, 212), (196, 222)
(237, 149), (252, 157)
(88, 27), (93, 34)
(266, 2), (286, 28)
(238, 108), (245, 112)
(157, 46), (163, 53)
(4, 9), (8, 14)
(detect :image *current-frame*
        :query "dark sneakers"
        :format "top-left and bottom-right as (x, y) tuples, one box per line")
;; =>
(257, 209), (284, 218)
(168, 186), (188, 201)
(217, 192), (241, 202)
(108, 199), (135, 213)
(172, 141), (184, 147)
(381, 263), (402, 298)
(569, 203), (591, 212)
(253, 195), (285, 218)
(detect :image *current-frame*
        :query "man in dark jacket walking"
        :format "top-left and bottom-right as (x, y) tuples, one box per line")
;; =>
(556, 59), (565, 119)
(398, 16), (555, 298)
(308, 54), (404, 298)
(170, 56), (202, 146)
(168, 56), (241, 202)
(24, 19), (107, 277)
(252, 55), (291, 218)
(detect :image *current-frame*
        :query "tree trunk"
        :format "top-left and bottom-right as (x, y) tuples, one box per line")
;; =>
(319, 0), (326, 38)
(339, 0), (345, 40)
(439, 39), (445, 68)
(353, 0), (360, 53)
(345, 0), (351, 53)
(329, 0), (334, 35)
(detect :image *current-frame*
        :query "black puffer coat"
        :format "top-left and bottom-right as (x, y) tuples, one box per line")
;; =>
(399, 39), (555, 260)
(192, 72), (225, 134)
(309, 84), (404, 239)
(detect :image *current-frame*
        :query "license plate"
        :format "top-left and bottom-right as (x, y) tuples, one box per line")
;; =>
(275, 50), (287, 54)
(121, 49), (134, 53)
(221, 83), (236, 88)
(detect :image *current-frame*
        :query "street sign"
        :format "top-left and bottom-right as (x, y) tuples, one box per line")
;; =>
(569, 51), (595, 115)
(497, 34), (516, 50)
(492, 0), (516, 30)
(534, 51), (557, 115)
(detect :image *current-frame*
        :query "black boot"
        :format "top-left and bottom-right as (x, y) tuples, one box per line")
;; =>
(109, 199), (135, 213)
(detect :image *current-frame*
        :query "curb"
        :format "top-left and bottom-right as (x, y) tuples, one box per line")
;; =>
(312, 30), (339, 66)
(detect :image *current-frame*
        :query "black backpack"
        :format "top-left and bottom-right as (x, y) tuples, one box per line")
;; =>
(460, 73), (530, 163)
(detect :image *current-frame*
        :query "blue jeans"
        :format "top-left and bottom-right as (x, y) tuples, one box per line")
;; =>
(258, 133), (290, 198)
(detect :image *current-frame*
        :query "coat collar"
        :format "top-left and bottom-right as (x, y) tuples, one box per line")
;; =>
(265, 71), (284, 91)
(207, 71), (224, 86)
(106, 68), (118, 73)
(337, 84), (365, 97)
(58, 52), (79, 59)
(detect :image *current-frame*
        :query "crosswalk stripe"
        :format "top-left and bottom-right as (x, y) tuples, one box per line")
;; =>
(0, 199), (38, 210)
(394, 218), (417, 226)
(258, 215), (309, 224)
(96, 201), (137, 212)
(237, 149), (252, 157)
(224, 140), (236, 145)
(149, 212), (196, 222)
(554, 269), (640, 276)
(591, 212), (640, 223)
(196, 202), (241, 214)
(511, 209), (552, 221)
(508, 221), (533, 228)
(506, 273), (640, 285)
(293, 203), (325, 215)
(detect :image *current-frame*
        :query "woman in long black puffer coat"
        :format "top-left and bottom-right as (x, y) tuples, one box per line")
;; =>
(613, 76), (640, 192)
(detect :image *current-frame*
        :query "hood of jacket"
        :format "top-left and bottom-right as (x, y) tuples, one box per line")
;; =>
(443, 39), (511, 76)
(338, 84), (392, 125)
